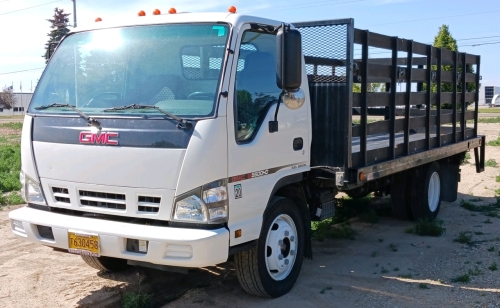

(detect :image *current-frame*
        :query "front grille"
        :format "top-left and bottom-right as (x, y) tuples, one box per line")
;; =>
(137, 195), (160, 213)
(79, 190), (126, 210)
(52, 187), (70, 204)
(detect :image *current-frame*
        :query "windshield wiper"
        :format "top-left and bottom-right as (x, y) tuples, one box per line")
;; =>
(103, 104), (193, 130)
(35, 103), (101, 129)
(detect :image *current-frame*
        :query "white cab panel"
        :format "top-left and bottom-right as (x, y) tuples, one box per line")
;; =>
(33, 142), (185, 189)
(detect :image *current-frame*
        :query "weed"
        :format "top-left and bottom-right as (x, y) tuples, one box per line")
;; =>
(485, 159), (497, 167)
(496, 175), (500, 183)
(381, 267), (389, 274)
(461, 200), (500, 217)
(407, 219), (446, 237)
(389, 244), (398, 252)
(451, 274), (471, 283)
(469, 197), (483, 202)
(488, 262), (498, 271)
(488, 246), (495, 252)
(464, 261), (470, 264)
(378, 238), (384, 242)
(320, 286), (332, 294)
(474, 231), (484, 235)
(454, 231), (473, 244)
(398, 274), (413, 279)
(487, 135), (500, 146)
(484, 218), (493, 224)
(393, 267), (399, 271)
(468, 267), (481, 276)
(312, 221), (357, 241)
(419, 283), (430, 289)
(371, 251), (378, 258)
(121, 292), (154, 308)
(0, 191), (25, 206)
(465, 152), (471, 160)
(375, 263), (379, 267)
(476, 261), (482, 265)
(359, 209), (379, 224)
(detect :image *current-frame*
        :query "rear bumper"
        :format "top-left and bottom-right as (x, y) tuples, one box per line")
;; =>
(9, 206), (229, 268)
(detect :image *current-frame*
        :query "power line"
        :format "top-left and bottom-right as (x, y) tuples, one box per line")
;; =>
(368, 10), (500, 27)
(0, 0), (62, 16)
(460, 41), (500, 47)
(0, 67), (45, 76)
(457, 35), (500, 41)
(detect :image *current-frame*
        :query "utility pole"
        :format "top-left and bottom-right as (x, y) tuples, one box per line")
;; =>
(72, 0), (77, 28)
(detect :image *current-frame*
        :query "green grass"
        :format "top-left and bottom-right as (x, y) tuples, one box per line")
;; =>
(485, 159), (498, 167)
(381, 267), (389, 274)
(487, 135), (500, 146)
(460, 199), (500, 217)
(389, 244), (398, 252)
(0, 192), (24, 206)
(312, 221), (357, 241)
(488, 263), (498, 271)
(454, 231), (473, 244)
(451, 274), (471, 283)
(0, 145), (22, 192)
(0, 122), (23, 130)
(477, 117), (500, 124)
(405, 219), (446, 237)
(487, 246), (495, 252)
(478, 108), (500, 113)
(496, 175), (500, 183)
(121, 292), (154, 308)
(468, 266), (481, 276)
(419, 283), (430, 289)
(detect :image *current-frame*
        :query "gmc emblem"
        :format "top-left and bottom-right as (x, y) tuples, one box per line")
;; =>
(79, 131), (119, 145)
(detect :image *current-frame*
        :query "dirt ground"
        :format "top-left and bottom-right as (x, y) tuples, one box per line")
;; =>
(0, 123), (499, 308)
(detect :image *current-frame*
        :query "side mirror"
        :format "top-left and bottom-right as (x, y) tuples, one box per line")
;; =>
(276, 25), (302, 91)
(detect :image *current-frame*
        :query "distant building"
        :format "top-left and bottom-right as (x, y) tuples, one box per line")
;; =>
(0, 92), (32, 116)
(485, 86), (500, 106)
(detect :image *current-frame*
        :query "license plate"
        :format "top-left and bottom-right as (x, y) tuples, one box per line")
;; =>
(68, 231), (100, 257)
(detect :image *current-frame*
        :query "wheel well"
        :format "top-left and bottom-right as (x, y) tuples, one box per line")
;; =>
(267, 176), (312, 259)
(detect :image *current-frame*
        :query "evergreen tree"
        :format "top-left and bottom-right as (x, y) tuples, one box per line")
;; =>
(43, 7), (71, 63)
(429, 25), (475, 108)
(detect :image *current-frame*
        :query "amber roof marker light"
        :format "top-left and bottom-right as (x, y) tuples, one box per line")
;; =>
(168, 8), (177, 14)
(153, 9), (161, 15)
(138, 10), (146, 16)
(95, 17), (102, 22)
(228, 6), (237, 13)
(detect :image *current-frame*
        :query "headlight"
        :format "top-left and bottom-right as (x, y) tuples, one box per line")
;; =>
(20, 171), (47, 205)
(172, 179), (228, 224)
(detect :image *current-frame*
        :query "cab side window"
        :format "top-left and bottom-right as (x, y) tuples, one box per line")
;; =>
(234, 31), (281, 143)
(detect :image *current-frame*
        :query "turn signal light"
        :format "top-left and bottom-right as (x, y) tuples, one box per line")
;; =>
(138, 10), (146, 16)
(153, 9), (161, 15)
(228, 6), (237, 13)
(359, 172), (365, 181)
(95, 17), (102, 22)
(168, 7), (177, 14)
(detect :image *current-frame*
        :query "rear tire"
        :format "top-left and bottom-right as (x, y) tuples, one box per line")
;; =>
(410, 162), (442, 219)
(234, 197), (305, 297)
(81, 255), (129, 272)
(391, 171), (413, 220)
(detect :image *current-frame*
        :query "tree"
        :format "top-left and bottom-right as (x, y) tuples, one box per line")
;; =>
(429, 25), (476, 108)
(43, 7), (71, 63)
(0, 87), (17, 109)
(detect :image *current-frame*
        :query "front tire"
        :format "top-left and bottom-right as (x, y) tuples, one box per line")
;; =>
(410, 162), (442, 219)
(234, 197), (305, 297)
(81, 255), (129, 272)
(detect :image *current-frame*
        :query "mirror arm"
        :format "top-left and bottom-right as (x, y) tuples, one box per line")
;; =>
(269, 23), (287, 134)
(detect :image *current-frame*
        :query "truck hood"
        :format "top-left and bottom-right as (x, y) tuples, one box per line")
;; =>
(31, 116), (191, 190)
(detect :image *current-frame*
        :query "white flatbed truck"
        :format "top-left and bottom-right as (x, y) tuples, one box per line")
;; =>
(9, 9), (484, 297)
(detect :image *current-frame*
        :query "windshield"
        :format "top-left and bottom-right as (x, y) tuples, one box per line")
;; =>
(29, 23), (230, 118)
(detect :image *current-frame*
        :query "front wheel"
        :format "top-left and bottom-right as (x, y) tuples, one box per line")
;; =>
(81, 255), (129, 272)
(234, 197), (305, 297)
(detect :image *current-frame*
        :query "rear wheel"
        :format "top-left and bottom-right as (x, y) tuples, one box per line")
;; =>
(81, 255), (129, 272)
(234, 197), (305, 297)
(391, 171), (413, 220)
(410, 162), (442, 219)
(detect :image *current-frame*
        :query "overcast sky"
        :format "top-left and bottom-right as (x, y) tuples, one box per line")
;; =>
(0, 0), (498, 100)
